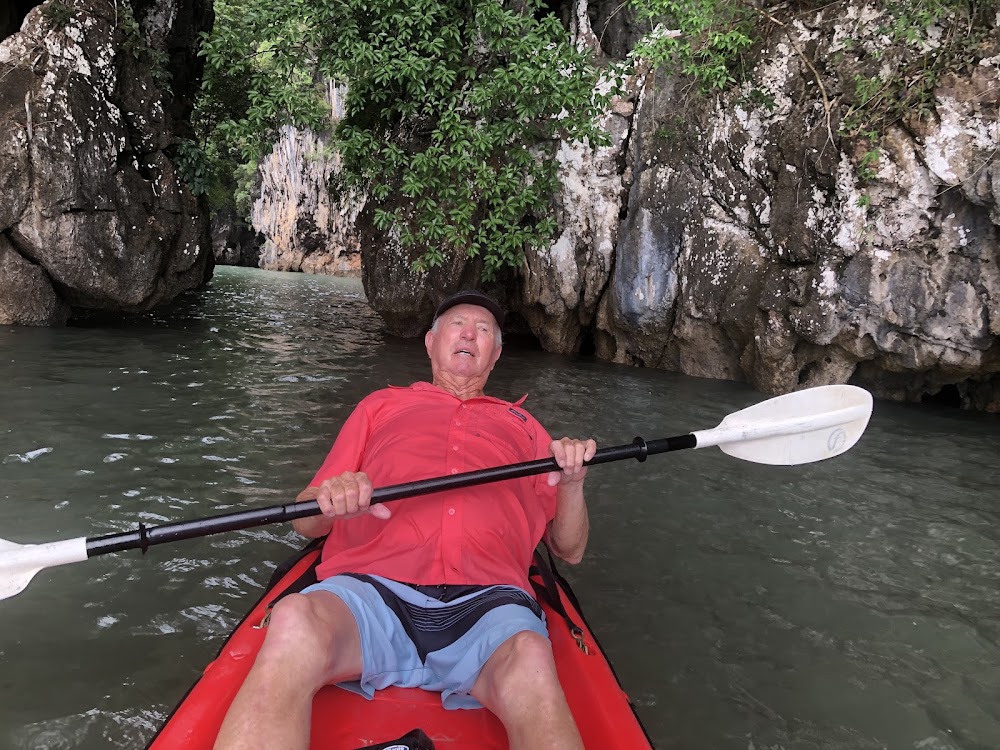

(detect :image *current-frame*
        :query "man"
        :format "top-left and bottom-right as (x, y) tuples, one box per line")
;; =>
(214, 290), (596, 750)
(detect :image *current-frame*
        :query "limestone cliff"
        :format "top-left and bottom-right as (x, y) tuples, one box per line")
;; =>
(252, 120), (362, 277)
(0, 0), (213, 325)
(358, 0), (1000, 410)
(222, 82), (361, 277)
(4, 0), (999, 411)
(589, 5), (1000, 410)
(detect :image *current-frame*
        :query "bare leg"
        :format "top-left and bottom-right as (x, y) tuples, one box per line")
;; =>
(470, 630), (583, 750)
(213, 591), (362, 750)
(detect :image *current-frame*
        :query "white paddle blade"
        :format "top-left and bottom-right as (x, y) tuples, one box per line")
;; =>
(0, 537), (88, 600)
(692, 385), (873, 465)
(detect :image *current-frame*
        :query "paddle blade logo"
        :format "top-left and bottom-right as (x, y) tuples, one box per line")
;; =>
(827, 428), (847, 453)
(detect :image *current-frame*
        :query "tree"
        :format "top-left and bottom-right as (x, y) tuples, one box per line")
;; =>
(192, 0), (608, 278)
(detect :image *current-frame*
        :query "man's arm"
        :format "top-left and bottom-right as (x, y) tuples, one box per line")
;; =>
(291, 486), (332, 538)
(543, 438), (596, 565)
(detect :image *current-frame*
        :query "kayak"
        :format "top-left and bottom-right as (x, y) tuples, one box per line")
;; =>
(147, 540), (654, 749)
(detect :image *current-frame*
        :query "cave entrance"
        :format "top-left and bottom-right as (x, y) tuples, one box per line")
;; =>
(1, 0), (40, 41)
(921, 383), (962, 408)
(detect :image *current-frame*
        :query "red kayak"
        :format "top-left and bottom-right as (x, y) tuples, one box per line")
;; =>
(147, 541), (653, 749)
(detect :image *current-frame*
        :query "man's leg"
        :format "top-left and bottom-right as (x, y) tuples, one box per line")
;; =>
(470, 630), (584, 750)
(213, 590), (362, 750)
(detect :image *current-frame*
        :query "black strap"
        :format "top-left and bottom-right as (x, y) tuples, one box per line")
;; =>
(352, 728), (435, 750)
(529, 546), (588, 652)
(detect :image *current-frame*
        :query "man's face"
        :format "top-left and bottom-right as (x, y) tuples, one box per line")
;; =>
(425, 303), (502, 383)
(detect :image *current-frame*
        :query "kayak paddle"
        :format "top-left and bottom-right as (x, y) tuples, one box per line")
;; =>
(0, 384), (872, 601)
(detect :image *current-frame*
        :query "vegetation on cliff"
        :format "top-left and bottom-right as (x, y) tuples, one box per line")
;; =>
(631, 0), (996, 144)
(187, 0), (608, 278)
(182, 0), (994, 277)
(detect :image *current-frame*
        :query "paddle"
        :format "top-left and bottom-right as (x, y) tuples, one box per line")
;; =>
(0, 384), (872, 601)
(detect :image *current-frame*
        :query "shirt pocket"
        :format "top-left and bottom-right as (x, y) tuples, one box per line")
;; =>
(470, 404), (538, 465)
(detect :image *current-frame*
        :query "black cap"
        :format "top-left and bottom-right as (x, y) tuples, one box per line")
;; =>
(432, 290), (505, 329)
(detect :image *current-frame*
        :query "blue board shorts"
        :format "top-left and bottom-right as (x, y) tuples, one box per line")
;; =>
(301, 573), (548, 709)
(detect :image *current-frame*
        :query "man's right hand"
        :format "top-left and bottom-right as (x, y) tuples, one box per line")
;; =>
(292, 471), (390, 538)
(314, 471), (391, 520)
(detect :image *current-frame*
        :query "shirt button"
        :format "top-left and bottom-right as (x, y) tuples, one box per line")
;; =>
(452, 445), (459, 451)
(455, 420), (461, 426)
(448, 508), (456, 516)
(451, 469), (458, 474)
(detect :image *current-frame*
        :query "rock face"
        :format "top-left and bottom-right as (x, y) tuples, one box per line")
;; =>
(0, 0), (213, 325)
(0, 234), (69, 324)
(350, 1), (1000, 409)
(6, 0), (997, 410)
(519, 69), (636, 354)
(211, 208), (260, 267)
(357, 197), (517, 337)
(249, 89), (362, 277)
(592, 7), (1000, 409)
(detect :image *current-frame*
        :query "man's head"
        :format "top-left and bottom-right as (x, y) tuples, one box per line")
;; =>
(431, 291), (504, 337)
(425, 291), (504, 396)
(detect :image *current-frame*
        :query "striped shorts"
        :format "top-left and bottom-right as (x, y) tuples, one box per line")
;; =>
(301, 573), (548, 709)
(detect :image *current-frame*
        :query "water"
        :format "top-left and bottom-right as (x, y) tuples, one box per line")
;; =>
(1, 266), (998, 749)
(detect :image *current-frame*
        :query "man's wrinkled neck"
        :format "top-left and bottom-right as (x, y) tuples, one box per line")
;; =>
(432, 372), (488, 401)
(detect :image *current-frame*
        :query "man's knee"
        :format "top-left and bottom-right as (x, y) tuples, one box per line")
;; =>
(256, 592), (358, 684)
(257, 595), (324, 664)
(478, 630), (562, 704)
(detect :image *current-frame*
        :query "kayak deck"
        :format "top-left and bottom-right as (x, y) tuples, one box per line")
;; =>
(148, 546), (652, 748)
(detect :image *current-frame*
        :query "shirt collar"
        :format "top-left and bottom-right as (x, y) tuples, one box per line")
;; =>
(392, 381), (528, 407)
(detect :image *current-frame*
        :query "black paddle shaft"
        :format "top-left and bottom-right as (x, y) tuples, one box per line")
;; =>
(85, 434), (696, 558)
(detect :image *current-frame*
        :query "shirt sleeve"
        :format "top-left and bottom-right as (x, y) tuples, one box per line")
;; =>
(308, 398), (373, 487)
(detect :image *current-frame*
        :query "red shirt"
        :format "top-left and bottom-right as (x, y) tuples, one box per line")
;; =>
(309, 382), (559, 592)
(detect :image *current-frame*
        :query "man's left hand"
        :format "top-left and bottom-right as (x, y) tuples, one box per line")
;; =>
(547, 437), (598, 487)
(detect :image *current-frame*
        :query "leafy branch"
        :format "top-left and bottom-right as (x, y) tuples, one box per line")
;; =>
(627, 0), (994, 144)
(190, 0), (607, 278)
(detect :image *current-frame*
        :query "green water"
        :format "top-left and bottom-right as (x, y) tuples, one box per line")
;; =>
(1, 267), (998, 749)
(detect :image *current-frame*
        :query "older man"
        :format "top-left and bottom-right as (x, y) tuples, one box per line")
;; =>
(214, 290), (596, 750)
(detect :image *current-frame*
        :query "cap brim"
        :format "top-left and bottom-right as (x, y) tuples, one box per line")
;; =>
(433, 292), (504, 328)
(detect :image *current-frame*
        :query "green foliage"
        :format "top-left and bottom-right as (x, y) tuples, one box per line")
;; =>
(627, 0), (992, 183)
(826, 2), (988, 205)
(740, 85), (776, 112)
(857, 147), (881, 182)
(232, 159), (260, 218)
(653, 112), (690, 143)
(41, 1), (74, 29)
(118, 1), (144, 57)
(194, 0), (607, 277)
(629, 0), (756, 92)
(117, 1), (173, 92)
(147, 47), (173, 93)
(173, 139), (214, 196)
(838, 0), (993, 138)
